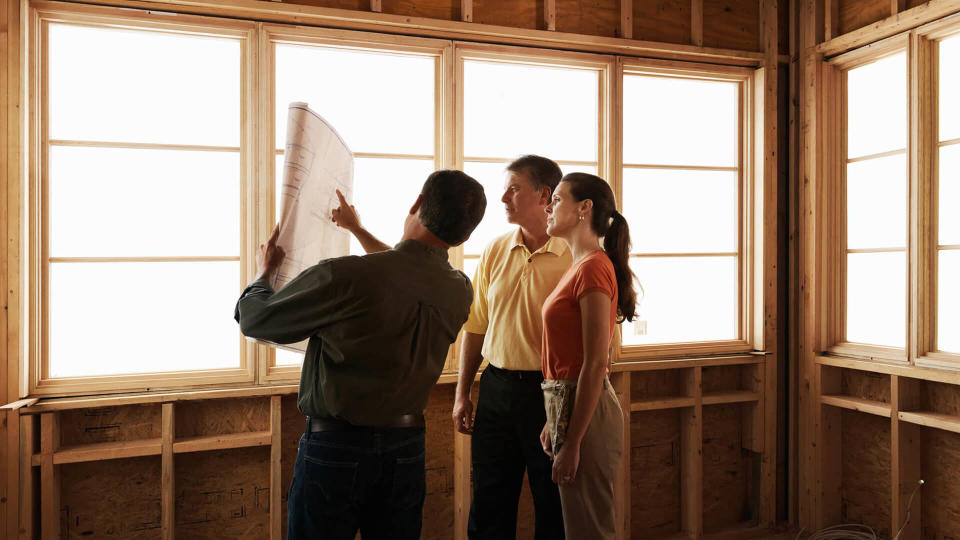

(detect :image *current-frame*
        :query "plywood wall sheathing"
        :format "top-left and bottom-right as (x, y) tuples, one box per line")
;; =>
(703, 0), (762, 51)
(841, 411), (891, 537)
(633, 0), (691, 45)
(702, 403), (759, 534)
(556, 0), (621, 37)
(175, 398), (269, 439)
(60, 456), (161, 538)
(631, 409), (682, 538)
(59, 405), (161, 447)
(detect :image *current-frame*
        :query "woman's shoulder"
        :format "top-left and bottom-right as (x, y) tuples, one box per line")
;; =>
(577, 250), (615, 276)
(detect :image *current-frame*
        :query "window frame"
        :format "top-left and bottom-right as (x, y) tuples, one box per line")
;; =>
(259, 24), (453, 383)
(617, 58), (757, 360)
(27, 3), (260, 396)
(821, 21), (960, 368)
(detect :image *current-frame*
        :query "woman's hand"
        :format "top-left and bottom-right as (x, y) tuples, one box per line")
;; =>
(552, 443), (580, 486)
(540, 423), (553, 459)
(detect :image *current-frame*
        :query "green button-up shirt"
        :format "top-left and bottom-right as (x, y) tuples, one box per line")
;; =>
(235, 239), (473, 426)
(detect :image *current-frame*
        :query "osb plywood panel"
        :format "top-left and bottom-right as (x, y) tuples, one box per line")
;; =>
(631, 369), (687, 401)
(60, 404), (160, 446)
(841, 410), (891, 538)
(841, 369), (890, 403)
(472, 0), (540, 30)
(920, 380), (960, 416)
(703, 404), (757, 533)
(922, 428), (960, 539)
(175, 447), (271, 538)
(702, 365), (752, 393)
(838, 0), (891, 35)
(703, 0), (761, 51)
(633, 0), (691, 45)
(630, 409), (682, 538)
(60, 456), (162, 538)
(906, 0), (928, 8)
(557, 0), (620, 38)
(423, 383), (457, 539)
(381, 0), (460, 21)
(175, 397), (270, 438)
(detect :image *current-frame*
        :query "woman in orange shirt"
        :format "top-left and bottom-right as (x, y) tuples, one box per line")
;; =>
(539, 172), (638, 539)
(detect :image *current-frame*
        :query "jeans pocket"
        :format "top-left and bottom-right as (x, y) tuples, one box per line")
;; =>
(302, 453), (360, 515)
(391, 447), (425, 511)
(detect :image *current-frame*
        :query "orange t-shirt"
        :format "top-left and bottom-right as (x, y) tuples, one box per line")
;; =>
(541, 250), (618, 381)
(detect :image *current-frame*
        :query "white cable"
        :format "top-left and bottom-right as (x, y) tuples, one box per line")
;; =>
(794, 479), (923, 540)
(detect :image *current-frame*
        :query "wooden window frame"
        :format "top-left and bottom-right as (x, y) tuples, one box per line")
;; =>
(617, 58), (757, 360)
(258, 25), (454, 383)
(822, 21), (960, 369)
(26, 3), (260, 396)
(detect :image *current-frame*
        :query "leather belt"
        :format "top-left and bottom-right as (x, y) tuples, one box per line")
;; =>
(307, 413), (425, 432)
(486, 364), (543, 382)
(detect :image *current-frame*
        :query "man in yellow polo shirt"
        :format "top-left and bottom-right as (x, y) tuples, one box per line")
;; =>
(452, 155), (572, 539)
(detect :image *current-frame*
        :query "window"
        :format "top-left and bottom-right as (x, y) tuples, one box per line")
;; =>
(619, 64), (747, 352)
(33, 10), (254, 393)
(843, 52), (908, 350)
(457, 48), (607, 281)
(269, 30), (445, 369)
(938, 34), (960, 355)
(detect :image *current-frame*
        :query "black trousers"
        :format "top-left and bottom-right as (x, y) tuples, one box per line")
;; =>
(468, 365), (565, 540)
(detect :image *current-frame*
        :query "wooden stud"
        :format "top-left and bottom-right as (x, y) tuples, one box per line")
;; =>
(269, 396), (282, 540)
(619, 0), (632, 39)
(680, 367), (702, 538)
(161, 403), (174, 540)
(461, 0), (472, 23)
(825, 0), (840, 41)
(370, 0), (382, 13)
(817, 365), (842, 529)
(40, 413), (58, 540)
(545, 0), (556, 31)
(891, 376), (923, 540)
(691, 0), (703, 46)
(611, 372), (630, 540)
(817, 0), (960, 56)
(20, 415), (36, 540)
(453, 430), (470, 540)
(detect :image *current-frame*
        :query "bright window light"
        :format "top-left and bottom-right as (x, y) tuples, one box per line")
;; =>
(846, 153), (907, 250)
(939, 250), (960, 354)
(847, 53), (907, 159)
(463, 60), (599, 161)
(624, 256), (738, 345)
(274, 44), (435, 155)
(49, 262), (241, 377)
(940, 35), (960, 142)
(940, 133), (960, 246)
(48, 23), (241, 146)
(846, 252), (905, 348)
(623, 75), (737, 167)
(622, 169), (737, 254)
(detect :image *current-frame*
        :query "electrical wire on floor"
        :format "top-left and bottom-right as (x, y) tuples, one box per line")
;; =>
(792, 479), (924, 540)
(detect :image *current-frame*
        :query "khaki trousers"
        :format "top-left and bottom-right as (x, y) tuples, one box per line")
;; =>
(544, 377), (623, 540)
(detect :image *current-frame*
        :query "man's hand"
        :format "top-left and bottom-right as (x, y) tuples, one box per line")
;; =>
(540, 423), (553, 459)
(551, 443), (580, 486)
(331, 189), (362, 233)
(452, 395), (475, 434)
(256, 225), (285, 281)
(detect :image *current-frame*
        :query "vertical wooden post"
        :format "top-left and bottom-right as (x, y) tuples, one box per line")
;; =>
(453, 419), (471, 540)
(370, 0), (382, 12)
(620, 0), (632, 39)
(270, 396), (282, 540)
(20, 414), (36, 540)
(40, 413), (58, 540)
(161, 403), (174, 540)
(824, 0), (839, 41)
(691, 0), (704, 46)
(4, 409), (18, 539)
(545, 0), (556, 31)
(461, 0), (472, 22)
(817, 365), (841, 529)
(891, 376), (923, 540)
(680, 367), (702, 539)
(611, 372), (631, 540)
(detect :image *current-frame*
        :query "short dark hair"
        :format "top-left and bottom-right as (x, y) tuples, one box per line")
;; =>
(419, 169), (487, 246)
(506, 155), (562, 193)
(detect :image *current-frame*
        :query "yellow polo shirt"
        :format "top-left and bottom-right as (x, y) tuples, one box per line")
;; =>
(463, 229), (572, 371)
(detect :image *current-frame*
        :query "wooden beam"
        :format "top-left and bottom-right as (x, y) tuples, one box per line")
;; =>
(620, 0), (632, 39)
(22, 385), (299, 413)
(680, 367), (702, 538)
(817, 0), (960, 56)
(891, 376), (922, 540)
(370, 0), (381, 13)
(461, 0), (472, 23)
(20, 415), (36, 540)
(691, 0), (703, 46)
(269, 396), (282, 540)
(824, 0), (839, 41)
(40, 413), (59, 540)
(161, 404), (174, 540)
(611, 372), (630, 540)
(453, 422), (470, 540)
(545, 0), (556, 31)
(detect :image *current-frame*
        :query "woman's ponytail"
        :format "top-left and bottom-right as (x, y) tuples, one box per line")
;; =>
(603, 210), (637, 323)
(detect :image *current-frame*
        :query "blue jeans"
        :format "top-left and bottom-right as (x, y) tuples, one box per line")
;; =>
(286, 423), (426, 540)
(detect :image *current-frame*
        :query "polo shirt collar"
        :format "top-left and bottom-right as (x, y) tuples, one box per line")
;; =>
(509, 228), (568, 257)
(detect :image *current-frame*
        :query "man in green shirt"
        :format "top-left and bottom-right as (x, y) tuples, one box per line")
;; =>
(235, 169), (486, 540)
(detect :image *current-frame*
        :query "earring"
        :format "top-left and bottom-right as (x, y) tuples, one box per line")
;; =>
(578, 215), (584, 222)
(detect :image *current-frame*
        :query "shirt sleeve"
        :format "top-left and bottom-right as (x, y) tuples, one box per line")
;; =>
(461, 247), (490, 335)
(234, 259), (355, 344)
(572, 256), (617, 301)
